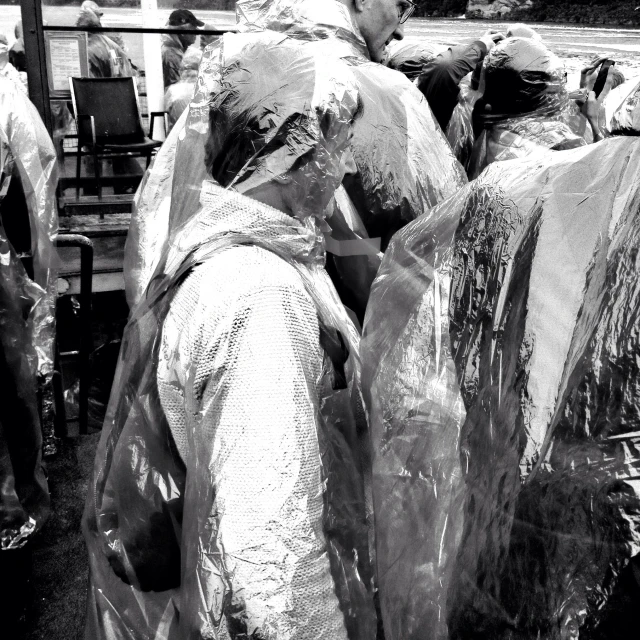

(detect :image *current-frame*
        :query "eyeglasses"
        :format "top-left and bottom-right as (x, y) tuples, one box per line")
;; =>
(398, 0), (416, 24)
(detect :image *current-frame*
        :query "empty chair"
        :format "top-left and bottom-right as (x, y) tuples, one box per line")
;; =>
(69, 77), (166, 199)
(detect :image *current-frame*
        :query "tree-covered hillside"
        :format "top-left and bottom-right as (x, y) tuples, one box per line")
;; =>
(414, 0), (640, 25)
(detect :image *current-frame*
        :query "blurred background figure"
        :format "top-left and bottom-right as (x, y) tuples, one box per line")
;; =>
(164, 46), (202, 130)
(0, 33), (25, 92)
(9, 20), (25, 73)
(76, 8), (133, 78)
(80, 1), (127, 52)
(162, 9), (203, 89)
(199, 22), (219, 51)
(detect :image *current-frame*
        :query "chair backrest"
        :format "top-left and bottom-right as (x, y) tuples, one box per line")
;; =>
(70, 77), (146, 146)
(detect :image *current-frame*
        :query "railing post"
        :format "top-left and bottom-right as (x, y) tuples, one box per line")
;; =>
(21, 0), (54, 135)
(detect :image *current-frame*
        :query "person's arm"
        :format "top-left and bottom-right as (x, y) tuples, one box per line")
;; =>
(162, 49), (181, 88)
(582, 90), (605, 141)
(178, 279), (349, 639)
(417, 31), (503, 131)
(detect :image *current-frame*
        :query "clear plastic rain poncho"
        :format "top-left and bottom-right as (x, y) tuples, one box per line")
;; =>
(446, 79), (483, 173)
(384, 40), (437, 81)
(362, 86), (640, 638)
(84, 28), (378, 640)
(125, 0), (465, 318)
(0, 76), (58, 548)
(468, 37), (591, 179)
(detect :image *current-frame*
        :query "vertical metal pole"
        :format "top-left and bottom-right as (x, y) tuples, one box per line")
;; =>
(21, 0), (53, 134)
(141, 0), (166, 140)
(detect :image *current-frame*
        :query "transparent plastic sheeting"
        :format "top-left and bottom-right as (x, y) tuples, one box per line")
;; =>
(610, 77), (640, 135)
(446, 81), (483, 173)
(0, 76), (58, 378)
(385, 40), (437, 81)
(125, 0), (466, 312)
(0, 77), (57, 548)
(468, 37), (591, 179)
(362, 136), (640, 640)
(85, 29), (378, 640)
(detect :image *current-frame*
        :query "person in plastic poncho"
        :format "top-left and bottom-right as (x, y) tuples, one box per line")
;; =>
(83, 35), (379, 640)
(126, 0), (466, 325)
(467, 36), (604, 179)
(162, 9), (204, 89)
(164, 46), (202, 130)
(76, 9), (133, 79)
(361, 78), (640, 640)
(0, 77), (58, 551)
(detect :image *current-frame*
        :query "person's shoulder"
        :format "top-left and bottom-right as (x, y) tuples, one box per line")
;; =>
(193, 245), (309, 299)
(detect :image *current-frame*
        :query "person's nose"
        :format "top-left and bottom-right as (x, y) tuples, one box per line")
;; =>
(341, 149), (358, 177)
(393, 23), (405, 42)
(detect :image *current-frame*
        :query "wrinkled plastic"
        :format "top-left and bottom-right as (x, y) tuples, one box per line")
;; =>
(342, 60), (466, 252)
(446, 80), (482, 172)
(468, 37), (590, 178)
(361, 181), (469, 640)
(126, 0), (466, 311)
(362, 136), (640, 639)
(0, 76), (58, 377)
(385, 40), (437, 81)
(0, 76), (57, 547)
(86, 28), (377, 639)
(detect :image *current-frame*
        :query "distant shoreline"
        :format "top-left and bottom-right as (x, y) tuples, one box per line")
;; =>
(2, 1), (639, 29)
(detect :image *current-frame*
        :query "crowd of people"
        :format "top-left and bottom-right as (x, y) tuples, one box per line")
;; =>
(2, 0), (640, 639)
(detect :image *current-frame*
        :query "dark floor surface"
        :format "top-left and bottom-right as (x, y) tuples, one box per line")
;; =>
(0, 291), (128, 639)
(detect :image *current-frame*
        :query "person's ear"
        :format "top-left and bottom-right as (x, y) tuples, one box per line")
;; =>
(353, 0), (367, 13)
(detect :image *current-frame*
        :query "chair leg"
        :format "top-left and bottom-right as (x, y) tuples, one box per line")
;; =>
(93, 150), (102, 204)
(146, 152), (152, 169)
(75, 147), (82, 201)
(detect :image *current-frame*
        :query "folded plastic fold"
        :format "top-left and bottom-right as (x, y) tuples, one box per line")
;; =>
(363, 136), (640, 639)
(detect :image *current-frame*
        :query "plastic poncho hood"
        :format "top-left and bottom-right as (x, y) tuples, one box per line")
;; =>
(480, 37), (568, 121)
(126, 0), (465, 308)
(468, 37), (589, 178)
(236, 0), (367, 54)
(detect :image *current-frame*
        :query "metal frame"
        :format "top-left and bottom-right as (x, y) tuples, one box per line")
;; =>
(69, 77), (163, 200)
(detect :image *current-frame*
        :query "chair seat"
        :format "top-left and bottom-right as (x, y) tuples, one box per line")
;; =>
(98, 137), (162, 152)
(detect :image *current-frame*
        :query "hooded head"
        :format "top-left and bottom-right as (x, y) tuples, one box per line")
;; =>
(506, 23), (542, 41)
(76, 9), (101, 29)
(481, 37), (568, 120)
(168, 9), (204, 49)
(81, 1), (103, 19)
(205, 38), (360, 220)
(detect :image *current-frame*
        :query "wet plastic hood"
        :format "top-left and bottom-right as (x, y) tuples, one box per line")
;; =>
(236, 0), (368, 54)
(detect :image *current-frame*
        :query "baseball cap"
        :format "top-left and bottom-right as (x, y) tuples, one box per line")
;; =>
(168, 9), (204, 28)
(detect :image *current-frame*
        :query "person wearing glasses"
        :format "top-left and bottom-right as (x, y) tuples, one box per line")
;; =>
(339, 0), (415, 62)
